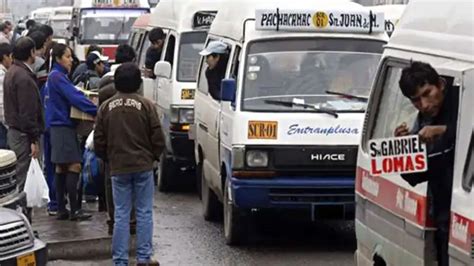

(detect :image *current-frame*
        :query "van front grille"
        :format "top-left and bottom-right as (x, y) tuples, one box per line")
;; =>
(0, 221), (32, 256)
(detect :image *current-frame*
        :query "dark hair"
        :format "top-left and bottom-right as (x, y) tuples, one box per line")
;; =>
(51, 43), (70, 65)
(27, 31), (46, 50)
(13, 37), (35, 61)
(86, 44), (102, 56)
(0, 23), (6, 32)
(0, 43), (12, 62)
(399, 61), (440, 98)
(26, 19), (36, 30)
(114, 62), (142, 93)
(37, 24), (53, 38)
(115, 44), (136, 64)
(148, 27), (165, 43)
(4, 21), (12, 27)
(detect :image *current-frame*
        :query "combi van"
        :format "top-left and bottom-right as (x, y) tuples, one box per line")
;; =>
(355, 0), (473, 265)
(194, 0), (389, 244)
(151, 0), (221, 191)
(48, 6), (73, 44)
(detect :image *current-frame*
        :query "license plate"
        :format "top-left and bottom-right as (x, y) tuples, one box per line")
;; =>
(17, 253), (36, 266)
(248, 121), (278, 140)
(181, 89), (195, 100)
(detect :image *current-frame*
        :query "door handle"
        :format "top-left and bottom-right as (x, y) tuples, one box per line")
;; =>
(199, 123), (208, 132)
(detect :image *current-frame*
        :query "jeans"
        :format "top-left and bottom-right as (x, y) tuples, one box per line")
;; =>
(112, 170), (154, 266)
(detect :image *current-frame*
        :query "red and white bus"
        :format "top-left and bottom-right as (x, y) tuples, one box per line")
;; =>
(71, 0), (150, 62)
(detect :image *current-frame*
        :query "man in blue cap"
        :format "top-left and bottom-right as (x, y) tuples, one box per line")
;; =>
(199, 41), (229, 100)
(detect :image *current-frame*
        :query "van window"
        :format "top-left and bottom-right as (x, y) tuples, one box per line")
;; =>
(131, 32), (143, 52)
(128, 32), (136, 46)
(231, 46), (241, 80)
(177, 32), (207, 82)
(196, 41), (230, 100)
(138, 33), (150, 69)
(370, 66), (418, 140)
(463, 134), (473, 191)
(242, 38), (384, 112)
(164, 34), (176, 67)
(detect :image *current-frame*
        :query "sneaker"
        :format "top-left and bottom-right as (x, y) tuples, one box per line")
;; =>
(137, 260), (160, 266)
(47, 209), (58, 216)
(70, 210), (92, 221)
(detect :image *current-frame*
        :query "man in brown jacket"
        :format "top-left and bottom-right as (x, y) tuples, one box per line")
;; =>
(94, 63), (164, 266)
(4, 37), (44, 191)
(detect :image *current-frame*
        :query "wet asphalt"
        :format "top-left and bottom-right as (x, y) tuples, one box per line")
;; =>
(50, 186), (356, 266)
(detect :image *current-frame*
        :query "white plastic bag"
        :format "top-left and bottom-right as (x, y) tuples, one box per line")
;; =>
(85, 129), (94, 150)
(23, 159), (49, 208)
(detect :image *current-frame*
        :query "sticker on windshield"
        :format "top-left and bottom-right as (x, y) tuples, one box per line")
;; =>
(181, 89), (195, 100)
(248, 121), (278, 140)
(369, 135), (428, 176)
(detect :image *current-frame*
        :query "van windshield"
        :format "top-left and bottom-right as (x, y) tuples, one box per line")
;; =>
(177, 31), (207, 82)
(80, 9), (148, 45)
(50, 20), (71, 38)
(242, 38), (384, 112)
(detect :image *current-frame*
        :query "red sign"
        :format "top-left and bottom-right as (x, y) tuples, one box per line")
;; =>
(369, 135), (428, 176)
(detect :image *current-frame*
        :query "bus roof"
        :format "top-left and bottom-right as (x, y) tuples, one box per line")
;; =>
(149, 0), (222, 32)
(132, 13), (151, 30)
(387, 0), (474, 63)
(209, 0), (387, 42)
(74, 0), (150, 9)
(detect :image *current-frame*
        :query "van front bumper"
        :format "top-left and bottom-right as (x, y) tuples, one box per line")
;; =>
(0, 239), (48, 266)
(230, 176), (355, 219)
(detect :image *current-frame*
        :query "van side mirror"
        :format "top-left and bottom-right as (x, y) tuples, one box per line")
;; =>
(154, 61), (172, 79)
(221, 79), (236, 103)
(72, 26), (79, 37)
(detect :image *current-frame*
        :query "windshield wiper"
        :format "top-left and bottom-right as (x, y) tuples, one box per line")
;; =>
(325, 90), (369, 102)
(264, 99), (338, 118)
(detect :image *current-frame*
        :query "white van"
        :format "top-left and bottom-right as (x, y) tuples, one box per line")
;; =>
(355, 0), (474, 265)
(151, 0), (221, 191)
(30, 7), (54, 25)
(48, 6), (73, 43)
(194, 0), (389, 244)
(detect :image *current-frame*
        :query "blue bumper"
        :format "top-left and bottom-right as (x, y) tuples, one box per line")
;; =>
(231, 176), (355, 212)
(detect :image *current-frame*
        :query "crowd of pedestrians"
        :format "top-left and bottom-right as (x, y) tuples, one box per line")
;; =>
(0, 19), (165, 265)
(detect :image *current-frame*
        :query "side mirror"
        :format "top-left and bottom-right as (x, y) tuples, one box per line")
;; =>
(221, 78), (236, 103)
(154, 61), (172, 79)
(72, 27), (79, 37)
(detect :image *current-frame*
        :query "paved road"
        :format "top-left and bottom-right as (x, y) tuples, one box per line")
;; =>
(50, 188), (356, 266)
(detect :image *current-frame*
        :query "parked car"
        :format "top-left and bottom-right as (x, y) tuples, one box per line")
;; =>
(0, 149), (27, 215)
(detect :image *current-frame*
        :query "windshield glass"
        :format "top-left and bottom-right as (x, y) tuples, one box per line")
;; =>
(243, 38), (384, 112)
(178, 32), (207, 82)
(80, 9), (148, 44)
(50, 20), (71, 38)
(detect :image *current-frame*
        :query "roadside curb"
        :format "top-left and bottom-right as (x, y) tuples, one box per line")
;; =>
(47, 237), (112, 260)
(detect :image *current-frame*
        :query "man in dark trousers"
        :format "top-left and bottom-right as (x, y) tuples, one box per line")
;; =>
(4, 37), (44, 192)
(94, 63), (164, 266)
(395, 61), (457, 266)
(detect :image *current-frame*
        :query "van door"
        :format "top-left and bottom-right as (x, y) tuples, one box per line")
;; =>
(220, 44), (241, 186)
(195, 39), (231, 192)
(156, 32), (177, 122)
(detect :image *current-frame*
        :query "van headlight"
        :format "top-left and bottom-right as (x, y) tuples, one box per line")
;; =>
(170, 107), (194, 124)
(246, 150), (269, 168)
(179, 108), (194, 124)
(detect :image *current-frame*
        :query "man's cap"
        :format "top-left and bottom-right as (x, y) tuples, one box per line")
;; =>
(86, 51), (108, 68)
(199, 41), (227, 56)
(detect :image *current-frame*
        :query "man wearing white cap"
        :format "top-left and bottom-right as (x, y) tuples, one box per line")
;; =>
(199, 41), (229, 100)
(83, 50), (109, 91)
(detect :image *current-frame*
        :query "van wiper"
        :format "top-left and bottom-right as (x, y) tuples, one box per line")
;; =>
(325, 90), (369, 102)
(264, 99), (338, 118)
